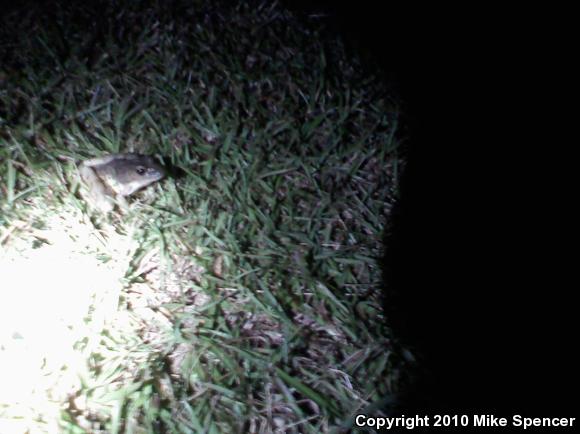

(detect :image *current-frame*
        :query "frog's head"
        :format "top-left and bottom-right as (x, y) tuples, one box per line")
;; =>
(112, 155), (166, 196)
(134, 162), (165, 182)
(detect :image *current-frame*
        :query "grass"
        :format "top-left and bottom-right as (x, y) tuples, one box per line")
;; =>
(0, 0), (406, 432)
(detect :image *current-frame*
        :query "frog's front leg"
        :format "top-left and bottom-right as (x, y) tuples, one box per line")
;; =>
(79, 164), (115, 212)
(115, 194), (129, 212)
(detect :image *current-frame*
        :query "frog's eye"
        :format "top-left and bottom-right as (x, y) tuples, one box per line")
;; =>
(136, 166), (147, 175)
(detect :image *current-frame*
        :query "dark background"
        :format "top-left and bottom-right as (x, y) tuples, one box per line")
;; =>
(284, 0), (577, 420)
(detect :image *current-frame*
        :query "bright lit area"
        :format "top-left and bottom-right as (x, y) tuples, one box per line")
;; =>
(0, 178), (210, 432)
(0, 207), (163, 432)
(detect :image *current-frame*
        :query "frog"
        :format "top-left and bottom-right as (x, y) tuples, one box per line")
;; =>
(79, 153), (166, 212)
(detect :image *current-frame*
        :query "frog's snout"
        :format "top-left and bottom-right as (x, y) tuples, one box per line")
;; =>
(135, 164), (165, 181)
(147, 165), (165, 180)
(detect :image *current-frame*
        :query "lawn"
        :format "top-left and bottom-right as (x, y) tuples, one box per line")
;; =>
(0, 0), (407, 432)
